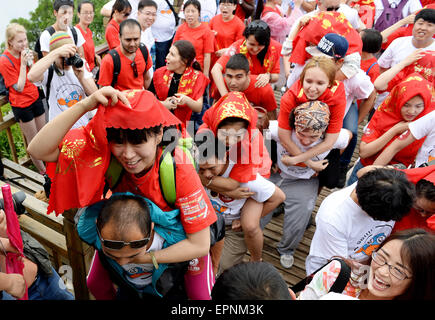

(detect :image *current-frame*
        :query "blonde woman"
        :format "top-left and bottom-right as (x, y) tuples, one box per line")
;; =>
(0, 23), (46, 174)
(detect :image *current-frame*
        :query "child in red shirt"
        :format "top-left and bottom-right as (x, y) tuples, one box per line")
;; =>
(76, 1), (99, 72)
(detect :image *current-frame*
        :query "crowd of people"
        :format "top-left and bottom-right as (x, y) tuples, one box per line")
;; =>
(0, 0), (434, 301)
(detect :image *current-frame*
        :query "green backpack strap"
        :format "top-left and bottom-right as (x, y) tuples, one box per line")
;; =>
(158, 137), (198, 207)
(104, 156), (125, 196)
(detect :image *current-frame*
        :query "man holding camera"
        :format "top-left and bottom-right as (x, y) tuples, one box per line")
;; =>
(28, 32), (98, 129)
(39, 0), (85, 59)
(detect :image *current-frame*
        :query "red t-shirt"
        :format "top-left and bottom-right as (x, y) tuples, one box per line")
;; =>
(114, 147), (217, 234)
(360, 56), (380, 84)
(0, 50), (39, 108)
(278, 80), (346, 134)
(212, 75), (277, 112)
(209, 14), (245, 51)
(235, 5), (246, 21)
(76, 24), (95, 71)
(105, 19), (120, 50)
(216, 38), (282, 76)
(173, 22), (215, 70)
(98, 46), (153, 91)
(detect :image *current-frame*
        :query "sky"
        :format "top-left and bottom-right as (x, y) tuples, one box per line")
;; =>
(0, 0), (39, 45)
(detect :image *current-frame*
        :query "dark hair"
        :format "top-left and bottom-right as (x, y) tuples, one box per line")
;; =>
(414, 8), (435, 24)
(219, 0), (237, 4)
(53, 0), (74, 11)
(211, 262), (292, 300)
(376, 228), (435, 300)
(253, 0), (264, 20)
(217, 117), (250, 130)
(183, 0), (201, 13)
(356, 168), (416, 221)
(78, 0), (94, 13)
(111, 0), (132, 20)
(96, 194), (152, 240)
(243, 20), (271, 66)
(138, 0), (157, 11)
(173, 40), (202, 71)
(106, 125), (162, 145)
(226, 53), (250, 73)
(119, 18), (141, 36)
(196, 133), (227, 163)
(361, 28), (383, 54)
(416, 178), (435, 202)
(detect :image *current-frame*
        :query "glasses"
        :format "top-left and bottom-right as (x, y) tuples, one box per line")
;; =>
(97, 228), (150, 250)
(131, 61), (138, 77)
(326, 6), (340, 11)
(81, 11), (94, 16)
(220, 3), (234, 7)
(122, 11), (131, 17)
(372, 251), (412, 281)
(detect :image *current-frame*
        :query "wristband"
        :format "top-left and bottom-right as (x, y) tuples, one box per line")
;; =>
(149, 251), (159, 270)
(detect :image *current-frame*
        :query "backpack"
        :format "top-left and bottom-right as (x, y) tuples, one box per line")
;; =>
(0, 54), (14, 102)
(34, 26), (78, 60)
(373, 0), (408, 32)
(290, 258), (352, 294)
(104, 136), (198, 208)
(108, 43), (149, 88)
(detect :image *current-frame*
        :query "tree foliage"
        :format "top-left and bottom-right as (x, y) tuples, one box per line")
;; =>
(9, 0), (108, 48)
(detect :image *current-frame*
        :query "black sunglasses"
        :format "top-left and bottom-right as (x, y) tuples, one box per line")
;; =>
(131, 61), (138, 78)
(326, 6), (340, 11)
(97, 228), (150, 250)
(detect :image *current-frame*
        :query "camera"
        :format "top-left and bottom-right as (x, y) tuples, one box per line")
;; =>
(25, 48), (33, 67)
(65, 53), (84, 68)
(0, 191), (26, 215)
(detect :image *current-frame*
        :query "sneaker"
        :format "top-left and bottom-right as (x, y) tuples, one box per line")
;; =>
(280, 254), (294, 269)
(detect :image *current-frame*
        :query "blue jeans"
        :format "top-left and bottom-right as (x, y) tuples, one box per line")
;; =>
(346, 159), (365, 186)
(155, 37), (173, 69)
(340, 101), (359, 166)
(1, 291), (16, 300)
(28, 267), (74, 300)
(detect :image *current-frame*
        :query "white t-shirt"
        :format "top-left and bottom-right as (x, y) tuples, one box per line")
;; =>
(178, 0), (217, 23)
(268, 121), (350, 180)
(305, 183), (395, 275)
(38, 66), (93, 129)
(374, 0), (422, 25)
(378, 36), (435, 69)
(342, 68), (374, 115)
(206, 162), (276, 225)
(103, 0), (140, 20)
(409, 111), (435, 167)
(141, 27), (155, 77)
(39, 26), (85, 53)
(121, 232), (165, 288)
(151, 0), (177, 42)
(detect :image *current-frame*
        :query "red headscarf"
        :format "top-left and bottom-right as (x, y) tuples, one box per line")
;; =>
(200, 91), (272, 182)
(394, 165), (435, 232)
(385, 50), (435, 92)
(47, 90), (182, 216)
(290, 11), (363, 65)
(361, 73), (435, 167)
